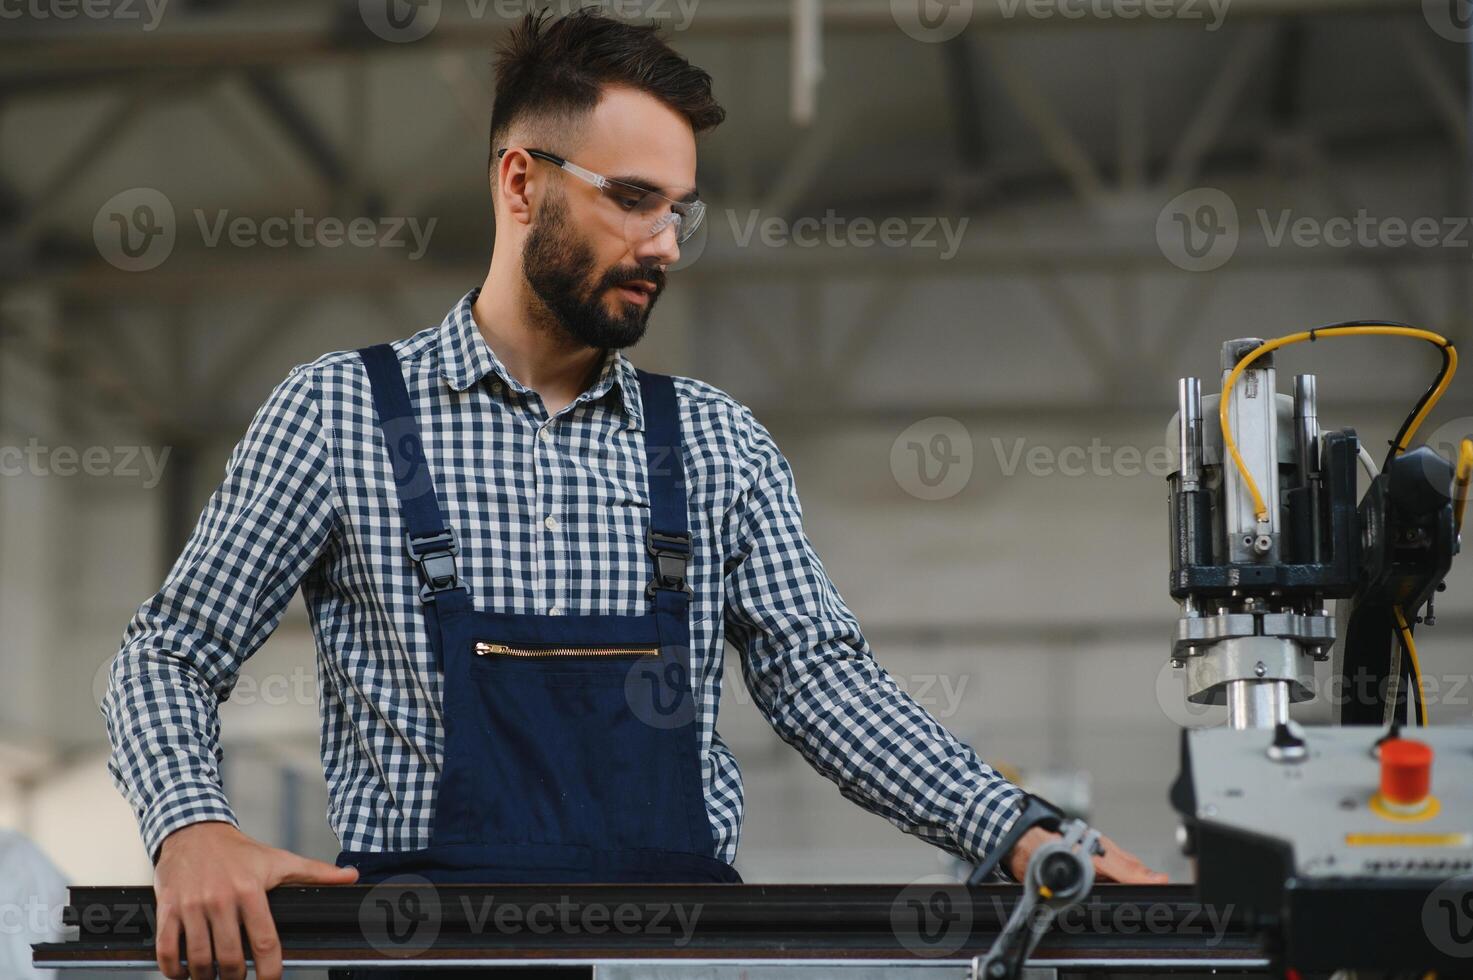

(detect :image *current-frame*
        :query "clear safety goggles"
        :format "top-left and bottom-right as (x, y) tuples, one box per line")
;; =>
(497, 147), (706, 245)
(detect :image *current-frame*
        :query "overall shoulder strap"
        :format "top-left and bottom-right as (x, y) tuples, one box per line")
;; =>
(636, 370), (692, 599)
(357, 343), (469, 607)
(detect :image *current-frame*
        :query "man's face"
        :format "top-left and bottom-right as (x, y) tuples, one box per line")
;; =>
(517, 85), (699, 350)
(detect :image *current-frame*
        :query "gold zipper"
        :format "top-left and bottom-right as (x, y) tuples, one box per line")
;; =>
(474, 641), (658, 658)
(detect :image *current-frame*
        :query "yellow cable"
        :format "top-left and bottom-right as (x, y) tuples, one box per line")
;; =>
(1456, 438), (1472, 537)
(1220, 327), (1458, 523)
(1394, 606), (1427, 726)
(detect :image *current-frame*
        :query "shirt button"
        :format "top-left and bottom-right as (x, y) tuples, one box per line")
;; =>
(549, 604), (562, 615)
(491, 381), (504, 393)
(544, 515), (559, 530)
(538, 428), (553, 443)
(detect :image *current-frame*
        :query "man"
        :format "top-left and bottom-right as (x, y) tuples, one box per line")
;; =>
(103, 10), (1165, 980)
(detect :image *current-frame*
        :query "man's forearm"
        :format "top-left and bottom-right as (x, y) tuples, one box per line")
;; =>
(101, 364), (337, 861)
(743, 630), (1023, 866)
(103, 639), (239, 864)
(722, 407), (1025, 868)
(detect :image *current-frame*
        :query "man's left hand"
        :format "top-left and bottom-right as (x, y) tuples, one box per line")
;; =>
(1004, 826), (1169, 884)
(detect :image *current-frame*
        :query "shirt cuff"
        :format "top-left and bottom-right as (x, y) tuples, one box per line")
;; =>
(957, 776), (1025, 880)
(141, 781), (239, 866)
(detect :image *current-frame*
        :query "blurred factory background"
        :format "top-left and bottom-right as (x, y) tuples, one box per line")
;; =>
(2, 0), (1472, 945)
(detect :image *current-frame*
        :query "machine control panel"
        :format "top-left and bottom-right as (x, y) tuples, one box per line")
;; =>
(1183, 726), (1473, 878)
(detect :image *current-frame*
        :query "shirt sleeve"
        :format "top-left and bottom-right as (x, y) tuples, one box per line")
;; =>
(721, 408), (1024, 871)
(100, 365), (339, 864)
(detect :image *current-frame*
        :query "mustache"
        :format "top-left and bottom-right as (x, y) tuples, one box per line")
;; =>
(600, 266), (666, 296)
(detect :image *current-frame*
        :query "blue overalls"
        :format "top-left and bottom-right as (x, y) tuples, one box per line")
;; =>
(332, 344), (741, 890)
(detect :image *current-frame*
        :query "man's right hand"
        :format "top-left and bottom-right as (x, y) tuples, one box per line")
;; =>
(153, 820), (360, 980)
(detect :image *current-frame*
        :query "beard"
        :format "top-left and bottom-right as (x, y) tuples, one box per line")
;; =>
(521, 188), (665, 351)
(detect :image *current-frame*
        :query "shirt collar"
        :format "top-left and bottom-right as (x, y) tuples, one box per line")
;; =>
(438, 287), (644, 430)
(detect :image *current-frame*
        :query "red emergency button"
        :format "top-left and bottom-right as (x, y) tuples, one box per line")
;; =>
(1373, 738), (1436, 819)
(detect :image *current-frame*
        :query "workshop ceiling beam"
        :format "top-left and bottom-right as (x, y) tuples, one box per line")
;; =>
(943, 38), (988, 173)
(1393, 21), (1472, 158)
(242, 69), (354, 198)
(981, 35), (1106, 207)
(0, 0), (1425, 83)
(10, 87), (157, 245)
(1265, 18), (1307, 132)
(1161, 24), (1278, 193)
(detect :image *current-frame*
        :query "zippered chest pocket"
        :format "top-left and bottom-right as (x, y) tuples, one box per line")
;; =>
(469, 640), (661, 684)
(473, 642), (658, 658)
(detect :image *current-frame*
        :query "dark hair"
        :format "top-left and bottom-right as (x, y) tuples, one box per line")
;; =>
(489, 8), (724, 172)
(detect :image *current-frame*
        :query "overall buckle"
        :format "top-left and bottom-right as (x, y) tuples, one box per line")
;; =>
(646, 528), (693, 597)
(405, 528), (467, 602)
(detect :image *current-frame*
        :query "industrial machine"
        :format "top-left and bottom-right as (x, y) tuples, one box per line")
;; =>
(1166, 324), (1473, 974)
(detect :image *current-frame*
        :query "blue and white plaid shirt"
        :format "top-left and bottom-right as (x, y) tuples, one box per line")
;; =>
(102, 288), (1023, 870)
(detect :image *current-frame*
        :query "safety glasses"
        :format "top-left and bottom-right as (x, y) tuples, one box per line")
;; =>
(497, 147), (706, 246)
